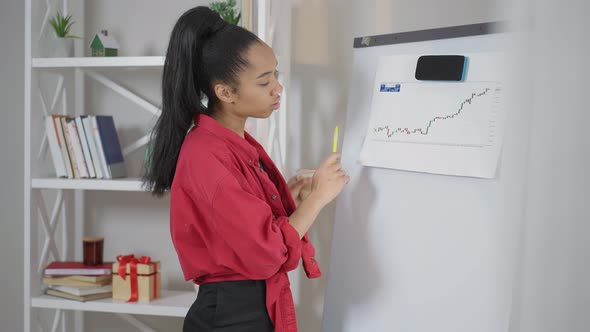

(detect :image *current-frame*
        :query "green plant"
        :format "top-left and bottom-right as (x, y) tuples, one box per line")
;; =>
(209, 0), (241, 25)
(49, 11), (80, 38)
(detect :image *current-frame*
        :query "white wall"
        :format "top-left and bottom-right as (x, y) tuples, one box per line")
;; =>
(8, 1), (588, 332)
(0, 1), (25, 331)
(510, 1), (590, 332)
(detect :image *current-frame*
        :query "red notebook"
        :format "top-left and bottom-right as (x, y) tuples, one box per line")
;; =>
(44, 261), (113, 276)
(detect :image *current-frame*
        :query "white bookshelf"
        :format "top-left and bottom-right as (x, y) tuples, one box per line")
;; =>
(23, 0), (174, 328)
(31, 178), (145, 191)
(31, 290), (195, 317)
(32, 56), (164, 68)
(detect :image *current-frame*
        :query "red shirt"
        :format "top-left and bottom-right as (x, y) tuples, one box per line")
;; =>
(170, 114), (321, 332)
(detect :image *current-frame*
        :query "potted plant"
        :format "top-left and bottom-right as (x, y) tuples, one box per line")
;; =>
(209, 0), (241, 25)
(47, 11), (79, 57)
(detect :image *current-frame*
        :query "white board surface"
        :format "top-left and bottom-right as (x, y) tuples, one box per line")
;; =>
(322, 24), (527, 332)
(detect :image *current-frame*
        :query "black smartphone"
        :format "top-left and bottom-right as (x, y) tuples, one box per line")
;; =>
(415, 55), (467, 81)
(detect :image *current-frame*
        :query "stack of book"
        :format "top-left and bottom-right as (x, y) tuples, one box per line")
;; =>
(43, 261), (113, 302)
(45, 115), (126, 179)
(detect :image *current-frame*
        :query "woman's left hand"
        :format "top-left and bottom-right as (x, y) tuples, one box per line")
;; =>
(287, 175), (313, 207)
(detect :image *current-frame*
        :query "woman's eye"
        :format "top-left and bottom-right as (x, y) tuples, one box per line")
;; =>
(259, 70), (279, 86)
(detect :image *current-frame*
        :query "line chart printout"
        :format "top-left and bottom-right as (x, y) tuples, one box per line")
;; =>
(360, 53), (506, 178)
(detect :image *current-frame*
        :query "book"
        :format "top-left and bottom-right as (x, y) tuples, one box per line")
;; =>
(49, 284), (112, 296)
(43, 275), (112, 287)
(52, 115), (74, 178)
(96, 115), (127, 178)
(90, 116), (111, 179)
(66, 117), (90, 178)
(75, 116), (96, 178)
(44, 261), (113, 276)
(45, 116), (67, 178)
(60, 117), (80, 178)
(81, 116), (104, 179)
(67, 274), (112, 283)
(45, 289), (112, 302)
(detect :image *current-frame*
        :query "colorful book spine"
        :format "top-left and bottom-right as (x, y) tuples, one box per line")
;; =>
(96, 116), (127, 178)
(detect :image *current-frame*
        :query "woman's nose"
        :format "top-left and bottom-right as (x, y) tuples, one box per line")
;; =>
(273, 82), (283, 96)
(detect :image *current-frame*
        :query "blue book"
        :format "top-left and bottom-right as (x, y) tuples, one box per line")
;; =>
(95, 116), (127, 178)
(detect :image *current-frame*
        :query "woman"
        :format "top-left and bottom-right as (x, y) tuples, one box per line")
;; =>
(144, 6), (349, 332)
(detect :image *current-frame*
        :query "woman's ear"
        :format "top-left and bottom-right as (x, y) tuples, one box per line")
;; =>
(214, 83), (236, 104)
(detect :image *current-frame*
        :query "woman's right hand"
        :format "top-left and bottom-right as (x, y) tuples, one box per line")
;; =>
(288, 154), (350, 238)
(309, 153), (350, 207)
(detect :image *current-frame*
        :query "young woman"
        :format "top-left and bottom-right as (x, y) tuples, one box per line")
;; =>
(144, 6), (349, 332)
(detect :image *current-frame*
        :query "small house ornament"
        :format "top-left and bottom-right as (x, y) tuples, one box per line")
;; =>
(90, 30), (119, 56)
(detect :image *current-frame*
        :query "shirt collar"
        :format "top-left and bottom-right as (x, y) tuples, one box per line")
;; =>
(195, 114), (261, 163)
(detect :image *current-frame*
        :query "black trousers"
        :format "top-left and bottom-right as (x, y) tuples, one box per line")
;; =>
(183, 280), (275, 332)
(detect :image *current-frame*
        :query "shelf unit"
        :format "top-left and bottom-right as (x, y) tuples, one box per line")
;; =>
(31, 178), (145, 191)
(25, 52), (195, 330)
(24, 1), (290, 331)
(31, 290), (194, 317)
(32, 56), (165, 68)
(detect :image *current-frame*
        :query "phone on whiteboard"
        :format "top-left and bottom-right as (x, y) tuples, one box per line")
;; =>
(415, 55), (467, 81)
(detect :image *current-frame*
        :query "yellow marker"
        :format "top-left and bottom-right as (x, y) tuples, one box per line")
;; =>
(332, 126), (339, 153)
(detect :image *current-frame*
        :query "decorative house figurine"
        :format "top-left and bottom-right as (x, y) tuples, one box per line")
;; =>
(90, 30), (119, 56)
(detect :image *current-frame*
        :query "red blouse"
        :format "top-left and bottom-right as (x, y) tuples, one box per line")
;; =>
(170, 114), (321, 332)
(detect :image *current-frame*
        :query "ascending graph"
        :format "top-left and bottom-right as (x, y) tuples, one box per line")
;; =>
(369, 82), (502, 147)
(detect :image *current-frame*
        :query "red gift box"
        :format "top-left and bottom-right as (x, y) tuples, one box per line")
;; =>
(112, 254), (160, 302)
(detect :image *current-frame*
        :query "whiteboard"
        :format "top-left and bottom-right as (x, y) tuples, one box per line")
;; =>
(322, 23), (526, 332)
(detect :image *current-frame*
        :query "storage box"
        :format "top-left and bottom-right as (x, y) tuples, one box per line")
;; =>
(112, 256), (160, 302)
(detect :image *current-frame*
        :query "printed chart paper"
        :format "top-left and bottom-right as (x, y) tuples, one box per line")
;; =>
(360, 54), (506, 178)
